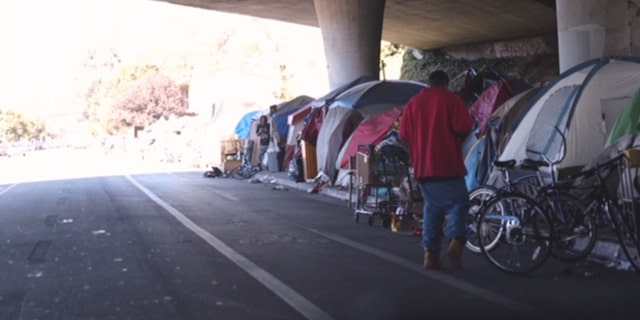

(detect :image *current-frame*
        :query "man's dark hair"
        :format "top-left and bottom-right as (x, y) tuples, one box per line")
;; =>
(428, 70), (450, 87)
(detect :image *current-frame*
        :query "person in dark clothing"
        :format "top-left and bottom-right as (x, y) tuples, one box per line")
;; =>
(399, 70), (474, 269)
(256, 115), (271, 170)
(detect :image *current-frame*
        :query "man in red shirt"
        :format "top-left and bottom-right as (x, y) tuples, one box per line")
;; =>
(399, 70), (473, 269)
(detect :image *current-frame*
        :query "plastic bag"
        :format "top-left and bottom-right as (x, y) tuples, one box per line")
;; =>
(288, 157), (304, 182)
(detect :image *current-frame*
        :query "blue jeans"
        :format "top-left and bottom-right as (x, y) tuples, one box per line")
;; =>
(417, 178), (469, 252)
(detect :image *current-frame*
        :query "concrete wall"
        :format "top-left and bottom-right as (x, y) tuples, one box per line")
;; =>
(557, 0), (640, 72)
(442, 35), (558, 61)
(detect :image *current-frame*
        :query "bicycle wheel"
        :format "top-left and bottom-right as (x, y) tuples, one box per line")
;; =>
(477, 193), (552, 275)
(466, 186), (498, 253)
(227, 166), (243, 179)
(511, 172), (551, 197)
(543, 192), (597, 262)
(609, 201), (640, 273)
(239, 167), (254, 179)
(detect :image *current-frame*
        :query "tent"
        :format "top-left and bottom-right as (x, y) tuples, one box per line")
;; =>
(491, 87), (542, 154)
(335, 106), (404, 170)
(283, 104), (313, 169)
(463, 87), (543, 190)
(246, 95), (314, 143)
(234, 110), (260, 139)
(461, 67), (532, 137)
(315, 80), (427, 183)
(240, 95), (314, 169)
(310, 75), (375, 109)
(301, 76), (375, 145)
(469, 79), (516, 137)
(498, 56), (640, 170)
(464, 137), (485, 190)
(271, 95), (314, 144)
(606, 88), (640, 146)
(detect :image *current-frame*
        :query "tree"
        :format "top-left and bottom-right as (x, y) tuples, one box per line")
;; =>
(83, 62), (189, 134)
(110, 71), (189, 131)
(381, 42), (403, 59)
(380, 42), (404, 80)
(79, 48), (122, 130)
(0, 110), (46, 142)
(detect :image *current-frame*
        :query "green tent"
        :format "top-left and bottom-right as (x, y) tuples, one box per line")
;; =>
(606, 88), (640, 147)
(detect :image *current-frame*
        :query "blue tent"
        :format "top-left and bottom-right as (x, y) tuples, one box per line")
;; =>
(234, 110), (259, 139)
(272, 95), (314, 141)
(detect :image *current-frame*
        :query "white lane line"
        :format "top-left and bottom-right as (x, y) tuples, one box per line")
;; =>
(0, 184), (18, 196)
(307, 228), (561, 320)
(126, 175), (332, 320)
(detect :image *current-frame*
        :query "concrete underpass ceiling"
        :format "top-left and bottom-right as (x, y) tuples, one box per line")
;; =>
(151, 0), (558, 50)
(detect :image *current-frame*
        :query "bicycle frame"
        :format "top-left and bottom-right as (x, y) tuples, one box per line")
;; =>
(551, 152), (640, 272)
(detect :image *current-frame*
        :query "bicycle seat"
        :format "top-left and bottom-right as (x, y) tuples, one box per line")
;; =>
(493, 159), (516, 169)
(520, 158), (549, 171)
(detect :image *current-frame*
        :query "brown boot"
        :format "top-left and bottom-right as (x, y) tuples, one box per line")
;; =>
(423, 251), (441, 269)
(447, 239), (464, 269)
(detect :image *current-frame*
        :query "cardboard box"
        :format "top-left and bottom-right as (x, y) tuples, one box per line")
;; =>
(301, 140), (317, 180)
(222, 159), (242, 171)
(221, 139), (239, 155)
(357, 152), (377, 185)
(624, 149), (640, 167)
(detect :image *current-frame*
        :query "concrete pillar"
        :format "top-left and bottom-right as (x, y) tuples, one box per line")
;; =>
(556, 0), (640, 72)
(313, 0), (385, 89)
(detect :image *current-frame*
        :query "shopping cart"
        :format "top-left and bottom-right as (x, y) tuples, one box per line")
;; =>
(354, 144), (419, 228)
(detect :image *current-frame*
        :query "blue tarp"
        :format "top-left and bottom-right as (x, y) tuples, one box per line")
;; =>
(272, 109), (298, 139)
(465, 137), (485, 191)
(272, 95), (314, 141)
(234, 111), (259, 139)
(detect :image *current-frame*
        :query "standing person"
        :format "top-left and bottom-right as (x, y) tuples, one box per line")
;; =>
(399, 70), (473, 269)
(256, 115), (271, 171)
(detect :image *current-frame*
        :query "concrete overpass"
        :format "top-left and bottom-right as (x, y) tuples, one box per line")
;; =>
(152, 0), (557, 50)
(153, 0), (639, 89)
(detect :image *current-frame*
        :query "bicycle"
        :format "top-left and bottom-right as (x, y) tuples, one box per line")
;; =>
(476, 190), (554, 274)
(466, 159), (550, 253)
(475, 150), (640, 274)
(223, 140), (262, 180)
(561, 152), (640, 273)
(226, 162), (261, 179)
(467, 127), (597, 263)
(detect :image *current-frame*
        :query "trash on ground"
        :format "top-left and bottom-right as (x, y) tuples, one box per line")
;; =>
(261, 175), (276, 183)
(272, 185), (289, 191)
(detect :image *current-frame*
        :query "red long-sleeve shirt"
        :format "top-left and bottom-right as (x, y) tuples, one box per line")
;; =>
(399, 86), (473, 180)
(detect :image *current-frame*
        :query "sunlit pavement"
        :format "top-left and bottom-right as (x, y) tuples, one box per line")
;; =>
(0, 148), (196, 185)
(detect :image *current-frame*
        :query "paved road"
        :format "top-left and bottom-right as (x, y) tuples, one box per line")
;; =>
(1, 150), (639, 319)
